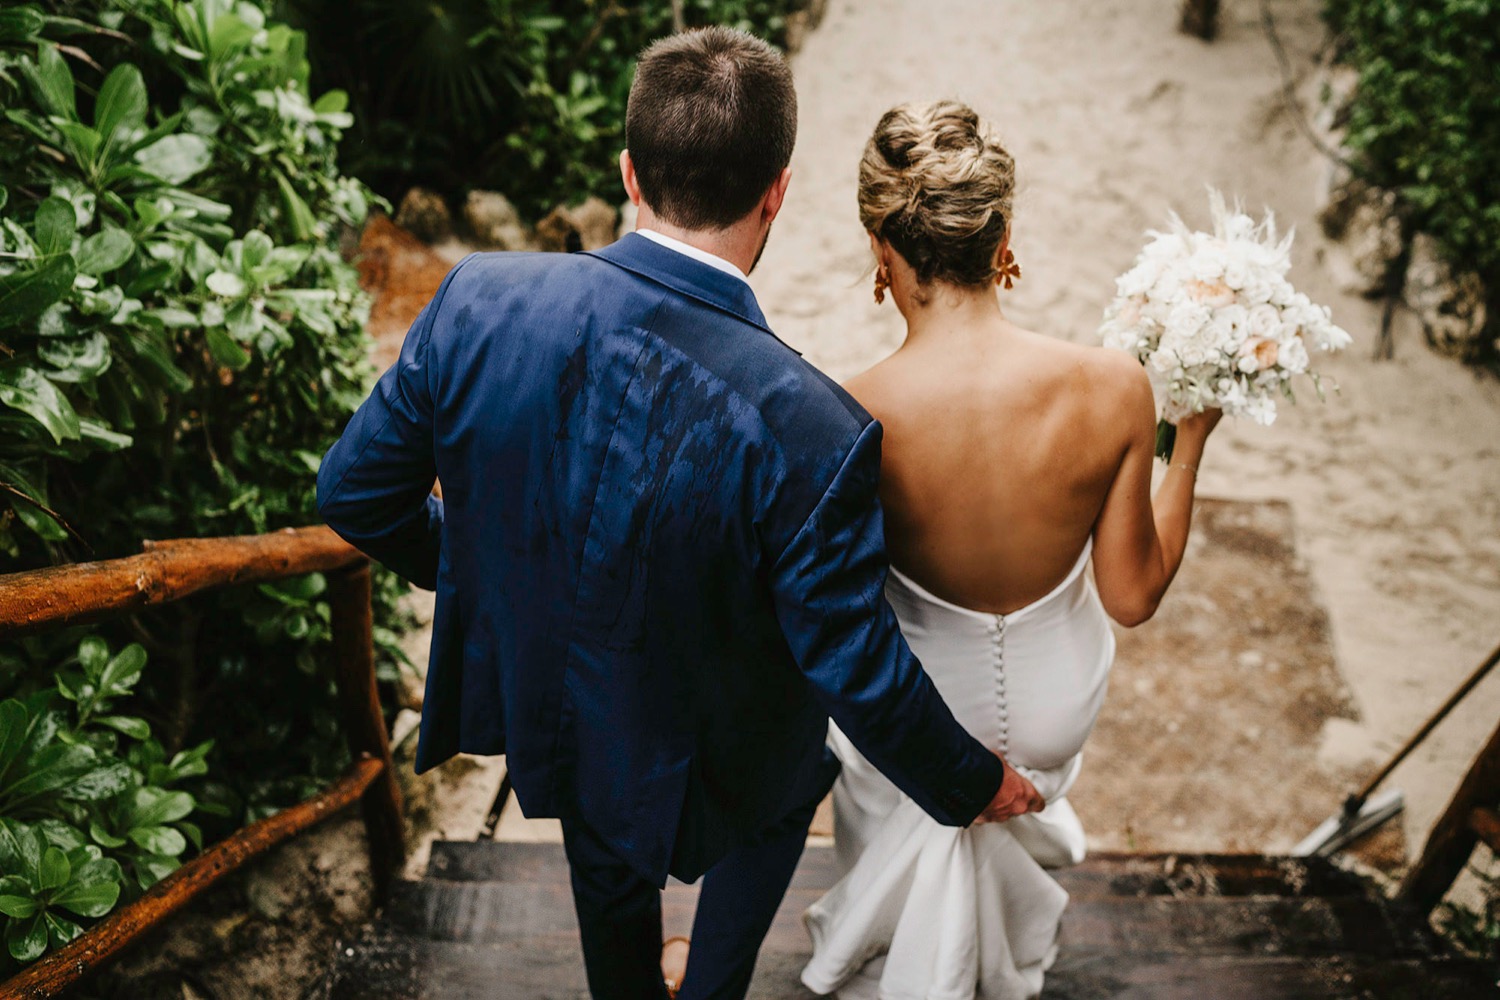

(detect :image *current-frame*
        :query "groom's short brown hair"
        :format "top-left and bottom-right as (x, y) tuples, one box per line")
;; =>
(627, 26), (796, 231)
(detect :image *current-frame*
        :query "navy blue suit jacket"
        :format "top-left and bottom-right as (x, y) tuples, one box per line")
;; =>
(317, 233), (1005, 885)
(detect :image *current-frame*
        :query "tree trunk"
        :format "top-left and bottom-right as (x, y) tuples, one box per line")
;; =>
(1180, 0), (1220, 40)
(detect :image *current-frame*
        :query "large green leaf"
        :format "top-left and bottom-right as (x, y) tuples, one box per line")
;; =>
(127, 825), (185, 857)
(7, 913), (46, 962)
(0, 701), (26, 776)
(60, 761), (132, 802)
(33, 197), (76, 257)
(32, 43), (76, 119)
(0, 367), (82, 444)
(93, 64), (148, 145)
(0, 256), (77, 331)
(0, 743), (95, 806)
(134, 133), (212, 185)
(205, 326), (251, 370)
(50, 858), (122, 918)
(128, 787), (194, 828)
(37, 847), (69, 892)
(0, 7), (45, 44)
(97, 644), (145, 699)
(75, 227), (135, 276)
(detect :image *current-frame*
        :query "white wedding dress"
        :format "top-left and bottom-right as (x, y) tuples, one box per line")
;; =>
(801, 541), (1116, 1000)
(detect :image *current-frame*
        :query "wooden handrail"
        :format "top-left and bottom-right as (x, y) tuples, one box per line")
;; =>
(1470, 806), (1500, 855)
(0, 526), (361, 637)
(0, 758), (385, 1000)
(0, 527), (403, 997)
(1398, 715), (1500, 913)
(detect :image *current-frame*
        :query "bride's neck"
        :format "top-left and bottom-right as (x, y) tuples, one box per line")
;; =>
(899, 284), (1009, 348)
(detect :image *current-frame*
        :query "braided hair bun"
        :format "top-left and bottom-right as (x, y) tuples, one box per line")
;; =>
(858, 100), (1016, 288)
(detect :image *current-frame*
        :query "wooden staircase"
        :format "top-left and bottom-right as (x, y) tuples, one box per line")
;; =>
(314, 842), (1498, 999)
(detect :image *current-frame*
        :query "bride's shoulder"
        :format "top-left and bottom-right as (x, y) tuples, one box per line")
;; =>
(1024, 333), (1150, 393)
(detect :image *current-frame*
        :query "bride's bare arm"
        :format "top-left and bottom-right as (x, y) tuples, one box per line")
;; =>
(1090, 363), (1220, 626)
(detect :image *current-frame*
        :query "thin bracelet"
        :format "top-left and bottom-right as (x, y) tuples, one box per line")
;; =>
(1170, 462), (1198, 476)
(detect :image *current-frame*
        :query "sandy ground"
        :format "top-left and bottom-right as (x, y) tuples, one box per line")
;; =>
(745, 0), (1500, 861)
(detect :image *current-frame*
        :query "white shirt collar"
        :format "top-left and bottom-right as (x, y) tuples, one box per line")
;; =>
(636, 228), (749, 285)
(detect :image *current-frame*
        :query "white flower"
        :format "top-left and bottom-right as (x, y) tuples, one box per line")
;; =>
(1098, 187), (1346, 435)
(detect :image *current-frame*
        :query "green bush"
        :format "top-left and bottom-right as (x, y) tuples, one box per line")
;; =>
(277, 0), (807, 216)
(0, 0), (413, 968)
(1325, 0), (1500, 360)
(0, 637), (216, 969)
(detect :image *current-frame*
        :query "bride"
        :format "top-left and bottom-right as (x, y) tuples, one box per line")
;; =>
(799, 101), (1222, 1000)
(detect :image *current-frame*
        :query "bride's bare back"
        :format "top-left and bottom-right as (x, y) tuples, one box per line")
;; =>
(848, 98), (1217, 628)
(848, 320), (1145, 615)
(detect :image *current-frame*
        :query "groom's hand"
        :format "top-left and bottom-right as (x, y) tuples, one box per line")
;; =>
(973, 759), (1045, 825)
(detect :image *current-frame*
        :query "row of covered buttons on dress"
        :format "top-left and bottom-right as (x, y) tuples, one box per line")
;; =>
(989, 613), (1009, 754)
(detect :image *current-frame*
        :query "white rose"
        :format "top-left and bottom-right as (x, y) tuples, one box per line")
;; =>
(1246, 303), (1281, 339)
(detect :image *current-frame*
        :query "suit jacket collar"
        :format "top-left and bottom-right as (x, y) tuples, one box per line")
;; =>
(586, 233), (800, 355)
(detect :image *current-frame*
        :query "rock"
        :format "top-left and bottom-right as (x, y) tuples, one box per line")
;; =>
(244, 867), (294, 921)
(535, 196), (620, 253)
(355, 214), (456, 368)
(463, 190), (537, 251)
(393, 187), (452, 243)
(1403, 232), (1489, 358)
(1322, 180), (1403, 297)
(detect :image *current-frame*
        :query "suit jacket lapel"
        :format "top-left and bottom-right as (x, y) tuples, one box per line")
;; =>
(585, 233), (800, 355)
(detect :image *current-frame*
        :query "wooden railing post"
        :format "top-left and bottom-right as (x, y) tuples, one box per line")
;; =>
(1397, 715), (1500, 914)
(326, 561), (405, 899)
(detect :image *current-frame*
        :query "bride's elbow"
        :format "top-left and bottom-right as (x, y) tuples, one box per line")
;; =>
(1101, 592), (1160, 628)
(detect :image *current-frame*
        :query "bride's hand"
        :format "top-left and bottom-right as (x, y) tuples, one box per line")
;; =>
(1175, 406), (1224, 443)
(974, 758), (1045, 825)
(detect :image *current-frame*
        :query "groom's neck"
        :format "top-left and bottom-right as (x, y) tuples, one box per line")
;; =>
(635, 205), (762, 277)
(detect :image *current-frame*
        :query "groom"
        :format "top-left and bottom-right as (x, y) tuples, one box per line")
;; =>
(318, 25), (1041, 1000)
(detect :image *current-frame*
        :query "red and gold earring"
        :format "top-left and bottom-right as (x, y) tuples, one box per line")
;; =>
(996, 248), (1022, 290)
(873, 265), (891, 304)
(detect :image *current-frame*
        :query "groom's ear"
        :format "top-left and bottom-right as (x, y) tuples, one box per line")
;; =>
(620, 149), (643, 207)
(761, 167), (793, 225)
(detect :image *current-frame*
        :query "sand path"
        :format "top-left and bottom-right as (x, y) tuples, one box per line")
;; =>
(748, 0), (1500, 853)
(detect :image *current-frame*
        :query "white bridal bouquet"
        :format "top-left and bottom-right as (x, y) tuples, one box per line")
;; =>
(1099, 189), (1351, 459)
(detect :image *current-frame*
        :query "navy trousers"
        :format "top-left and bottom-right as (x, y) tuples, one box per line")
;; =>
(561, 752), (840, 1000)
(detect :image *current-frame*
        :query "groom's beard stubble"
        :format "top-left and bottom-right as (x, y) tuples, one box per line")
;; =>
(749, 223), (773, 275)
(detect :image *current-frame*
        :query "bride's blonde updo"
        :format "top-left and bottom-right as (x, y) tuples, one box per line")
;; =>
(858, 100), (1016, 289)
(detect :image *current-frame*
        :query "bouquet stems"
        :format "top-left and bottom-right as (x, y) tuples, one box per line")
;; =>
(1155, 419), (1177, 462)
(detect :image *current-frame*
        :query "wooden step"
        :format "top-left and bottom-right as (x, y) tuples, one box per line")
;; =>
(426, 841), (1371, 898)
(314, 842), (1492, 1000)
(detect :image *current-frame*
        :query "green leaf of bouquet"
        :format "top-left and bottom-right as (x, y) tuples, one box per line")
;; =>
(76, 227), (135, 276)
(93, 63), (147, 144)
(134, 133), (212, 185)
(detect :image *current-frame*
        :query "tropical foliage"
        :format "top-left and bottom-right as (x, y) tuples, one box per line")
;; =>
(1324, 0), (1500, 362)
(278, 0), (809, 215)
(0, 0), (409, 969)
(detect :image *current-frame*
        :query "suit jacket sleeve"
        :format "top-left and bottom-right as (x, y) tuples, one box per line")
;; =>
(769, 420), (1006, 826)
(316, 256), (472, 589)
